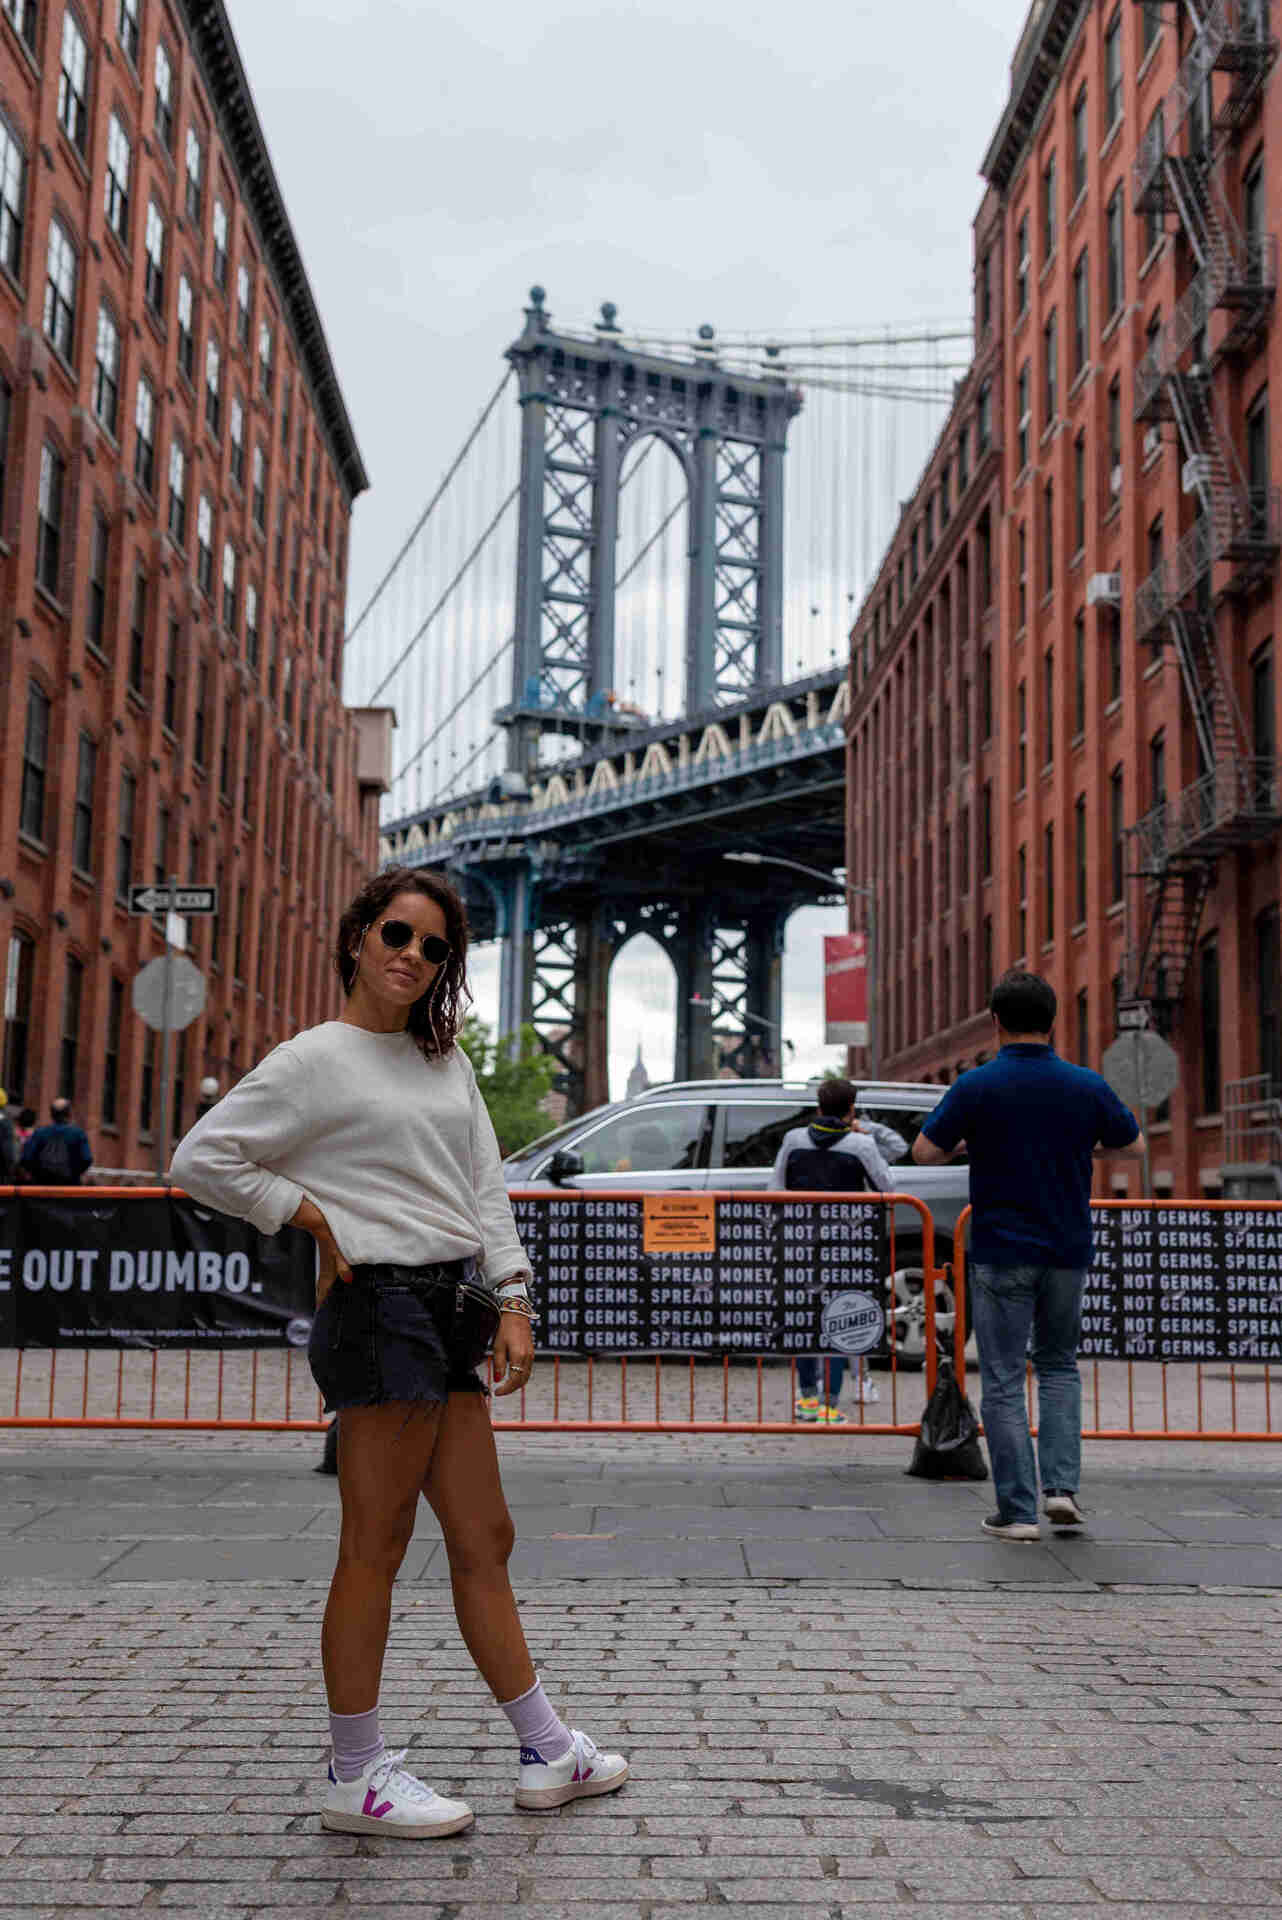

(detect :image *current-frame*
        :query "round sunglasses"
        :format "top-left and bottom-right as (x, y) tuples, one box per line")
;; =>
(376, 919), (450, 967)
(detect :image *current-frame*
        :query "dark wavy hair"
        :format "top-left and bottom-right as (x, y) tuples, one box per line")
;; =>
(334, 867), (471, 1060)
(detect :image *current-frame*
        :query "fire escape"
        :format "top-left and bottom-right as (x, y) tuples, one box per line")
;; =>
(1126, 0), (1281, 1027)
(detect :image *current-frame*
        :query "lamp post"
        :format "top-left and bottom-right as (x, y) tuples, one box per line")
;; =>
(722, 852), (878, 1079)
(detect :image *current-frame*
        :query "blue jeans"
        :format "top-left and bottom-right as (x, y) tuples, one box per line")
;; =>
(796, 1354), (847, 1400)
(969, 1263), (1085, 1524)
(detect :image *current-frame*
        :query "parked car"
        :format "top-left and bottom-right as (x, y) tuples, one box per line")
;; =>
(503, 1079), (970, 1365)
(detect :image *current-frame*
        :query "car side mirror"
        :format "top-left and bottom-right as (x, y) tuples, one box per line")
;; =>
(547, 1147), (584, 1186)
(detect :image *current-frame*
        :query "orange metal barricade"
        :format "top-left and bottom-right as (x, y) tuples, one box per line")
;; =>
(0, 1186), (944, 1434)
(951, 1198), (1282, 1441)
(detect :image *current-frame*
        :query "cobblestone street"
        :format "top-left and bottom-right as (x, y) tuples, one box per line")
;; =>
(1, 1430), (1281, 1916)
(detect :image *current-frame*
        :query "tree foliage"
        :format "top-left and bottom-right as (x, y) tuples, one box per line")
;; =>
(458, 1016), (558, 1156)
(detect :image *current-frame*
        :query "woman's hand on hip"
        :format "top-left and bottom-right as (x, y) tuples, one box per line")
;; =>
(492, 1312), (535, 1396)
(287, 1198), (352, 1303)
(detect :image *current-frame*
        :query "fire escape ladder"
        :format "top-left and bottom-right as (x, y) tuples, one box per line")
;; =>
(1124, 846), (1215, 1024)
(1167, 604), (1245, 768)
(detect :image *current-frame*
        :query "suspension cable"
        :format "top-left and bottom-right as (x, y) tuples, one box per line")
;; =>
(344, 369), (514, 647)
(393, 636), (514, 787)
(431, 730), (501, 806)
(364, 486), (519, 707)
(615, 494), (688, 591)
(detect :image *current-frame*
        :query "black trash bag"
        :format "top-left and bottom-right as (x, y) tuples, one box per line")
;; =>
(907, 1360), (988, 1480)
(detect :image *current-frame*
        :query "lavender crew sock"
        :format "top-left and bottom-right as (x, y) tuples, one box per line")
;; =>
(329, 1705), (385, 1783)
(498, 1676), (574, 1762)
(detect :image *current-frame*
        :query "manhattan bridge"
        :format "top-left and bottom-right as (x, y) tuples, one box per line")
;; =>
(343, 291), (965, 1112)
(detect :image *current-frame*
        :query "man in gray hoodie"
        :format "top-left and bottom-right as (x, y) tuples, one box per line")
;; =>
(771, 1079), (905, 1421)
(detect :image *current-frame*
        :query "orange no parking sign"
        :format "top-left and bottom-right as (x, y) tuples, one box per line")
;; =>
(642, 1195), (717, 1254)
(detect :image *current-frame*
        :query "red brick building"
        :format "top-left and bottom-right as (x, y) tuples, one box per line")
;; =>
(847, 0), (1281, 1197)
(0, 0), (387, 1172)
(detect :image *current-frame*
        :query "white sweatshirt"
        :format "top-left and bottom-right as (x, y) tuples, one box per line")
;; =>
(169, 1022), (530, 1293)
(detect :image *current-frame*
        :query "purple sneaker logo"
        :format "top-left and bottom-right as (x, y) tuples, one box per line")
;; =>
(362, 1787), (394, 1818)
(572, 1761), (595, 1782)
(519, 1745), (546, 1766)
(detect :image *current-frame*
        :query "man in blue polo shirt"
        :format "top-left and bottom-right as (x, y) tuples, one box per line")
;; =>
(912, 969), (1143, 1541)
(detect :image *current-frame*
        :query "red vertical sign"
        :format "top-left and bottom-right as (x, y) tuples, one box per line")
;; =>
(824, 933), (868, 1046)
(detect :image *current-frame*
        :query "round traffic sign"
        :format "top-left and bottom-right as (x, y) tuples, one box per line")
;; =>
(1100, 1029), (1180, 1112)
(132, 955), (207, 1032)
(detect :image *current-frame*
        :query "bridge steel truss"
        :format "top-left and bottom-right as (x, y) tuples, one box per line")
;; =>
(383, 668), (849, 1113)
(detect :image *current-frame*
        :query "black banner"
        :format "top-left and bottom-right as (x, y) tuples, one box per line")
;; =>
(0, 1193), (315, 1348)
(1080, 1205), (1282, 1363)
(514, 1193), (890, 1355)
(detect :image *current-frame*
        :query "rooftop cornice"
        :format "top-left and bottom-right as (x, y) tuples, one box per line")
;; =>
(982, 0), (1088, 192)
(178, 0), (370, 502)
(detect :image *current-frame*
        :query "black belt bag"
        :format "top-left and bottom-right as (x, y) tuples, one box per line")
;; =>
(350, 1259), (502, 1372)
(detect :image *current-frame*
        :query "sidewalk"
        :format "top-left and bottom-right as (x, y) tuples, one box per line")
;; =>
(2, 1430), (1281, 1915)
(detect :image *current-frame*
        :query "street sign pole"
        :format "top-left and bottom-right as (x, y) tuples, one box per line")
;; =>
(157, 877), (175, 1181)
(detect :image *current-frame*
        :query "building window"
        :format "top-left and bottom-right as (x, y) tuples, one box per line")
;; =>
(1142, 0), (1162, 55)
(1043, 310), (1058, 427)
(957, 425), (970, 491)
(979, 248), (992, 331)
(205, 336), (221, 436)
(1107, 373), (1122, 479)
(1042, 151), (1057, 262)
(251, 443), (266, 531)
(981, 780), (993, 879)
(1017, 843), (1028, 955)
(1074, 794), (1087, 924)
(959, 803), (971, 893)
(35, 443), (64, 599)
(1149, 728), (1166, 812)
(134, 375), (156, 493)
(242, 725), (255, 820)
(154, 41), (175, 150)
(86, 510), (108, 652)
(177, 273), (195, 382)
(1109, 765), (1125, 901)
(281, 371), (292, 451)
(1144, 107), (1165, 255)
(44, 217), (77, 360)
(58, 956), (84, 1103)
(212, 198), (228, 288)
(0, 116), (24, 279)
(245, 582), (260, 669)
(1043, 646), (1055, 765)
(1198, 938), (1221, 1114)
(140, 1026), (156, 1136)
(1017, 678), (1027, 788)
(1017, 360), (1030, 470)
(977, 380), (992, 454)
(128, 563), (146, 693)
(1104, 10), (1123, 130)
(1106, 185), (1125, 318)
(1017, 520), (1027, 629)
(196, 493), (213, 597)
(93, 304), (121, 436)
(185, 125), (204, 224)
(1071, 249), (1089, 375)
(71, 732), (97, 875)
(2, 0), (36, 49)
(1015, 210), (1029, 314)
(1257, 906), (1281, 1091)
(1107, 608), (1123, 703)
(1073, 609), (1086, 734)
(237, 261), (252, 348)
(101, 975), (124, 1127)
(1073, 432), (1086, 555)
(1043, 480), (1054, 594)
(57, 11), (90, 152)
(104, 112), (131, 245)
(980, 644), (993, 741)
(258, 317), (274, 399)
(1076, 989), (1089, 1066)
(143, 201), (165, 312)
(219, 693), (233, 799)
(163, 614), (180, 733)
(229, 394), (244, 487)
(1072, 85), (1088, 201)
(168, 437), (186, 545)
(295, 419), (306, 487)
(116, 766), (136, 900)
(20, 679), (49, 841)
(1246, 386), (1270, 505)
(117, 0), (139, 65)
(193, 657), (208, 765)
(2, 932), (35, 1102)
(222, 541), (238, 632)
(1044, 822), (1055, 942)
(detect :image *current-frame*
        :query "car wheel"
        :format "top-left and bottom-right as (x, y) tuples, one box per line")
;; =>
(879, 1264), (971, 1371)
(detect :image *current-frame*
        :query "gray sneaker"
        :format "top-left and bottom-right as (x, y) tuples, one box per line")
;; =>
(981, 1513), (1040, 1541)
(1044, 1491), (1085, 1529)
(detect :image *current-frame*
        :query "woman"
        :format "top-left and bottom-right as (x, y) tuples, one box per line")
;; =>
(171, 866), (627, 1837)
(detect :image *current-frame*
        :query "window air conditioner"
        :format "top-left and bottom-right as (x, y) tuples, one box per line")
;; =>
(1182, 455), (1212, 495)
(1086, 572), (1123, 606)
(1143, 426), (1162, 458)
(1110, 464), (1124, 496)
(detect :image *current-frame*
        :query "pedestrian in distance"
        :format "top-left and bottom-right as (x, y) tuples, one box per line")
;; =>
(0, 1089), (17, 1181)
(171, 866), (627, 1839)
(771, 1078), (905, 1422)
(912, 969), (1144, 1540)
(14, 1108), (37, 1152)
(19, 1098), (93, 1186)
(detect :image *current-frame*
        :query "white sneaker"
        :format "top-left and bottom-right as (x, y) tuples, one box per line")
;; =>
(322, 1749), (474, 1837)
(853, 1379), (880, 1404)
(514, 1728), (630, 1810)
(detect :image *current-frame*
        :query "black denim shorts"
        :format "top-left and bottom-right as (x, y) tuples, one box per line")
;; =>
(307, 1260), (501, 1414)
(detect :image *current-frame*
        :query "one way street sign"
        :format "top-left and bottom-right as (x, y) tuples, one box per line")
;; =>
(129, 883), (218, 916)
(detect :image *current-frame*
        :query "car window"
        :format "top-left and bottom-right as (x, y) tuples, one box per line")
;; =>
(856, 1102), (967, 1164)
(504, 1112), (602, 1166)
(719, 1101), (815, 1169)
(574, 1104), (710, 1175)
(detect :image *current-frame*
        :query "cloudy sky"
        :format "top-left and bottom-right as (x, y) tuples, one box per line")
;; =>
(227, 0), (1030, 1096)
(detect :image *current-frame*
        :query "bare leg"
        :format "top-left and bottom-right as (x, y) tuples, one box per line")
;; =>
(422, 1391), (535, 1702)
(322, 1401), (443, 1714)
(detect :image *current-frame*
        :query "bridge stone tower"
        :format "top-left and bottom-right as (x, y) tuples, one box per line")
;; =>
(485, 292), (803, 1111)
